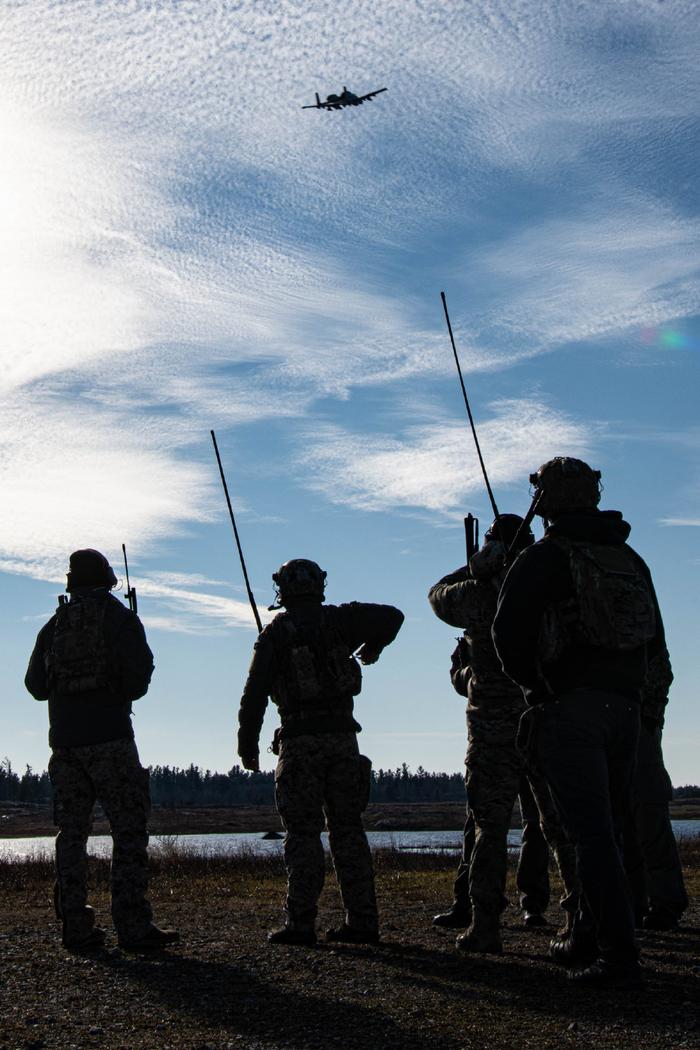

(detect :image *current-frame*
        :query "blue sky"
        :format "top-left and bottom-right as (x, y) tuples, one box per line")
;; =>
(1, 0), (698, 784)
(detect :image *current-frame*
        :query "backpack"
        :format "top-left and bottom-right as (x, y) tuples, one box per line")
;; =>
(540, 539), (657, 662)
(272, 609), (362, 709)
(45, 597), (110, 694)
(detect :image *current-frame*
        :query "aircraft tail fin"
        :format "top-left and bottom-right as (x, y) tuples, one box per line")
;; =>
(316, 92), (320, 107)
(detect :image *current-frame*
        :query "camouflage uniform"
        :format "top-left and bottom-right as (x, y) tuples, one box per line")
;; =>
(49, 738), (153, 941)
(429, 545), (578, 942)
(239, 597), (403, 936)
(25, 573), (156, 946)
(275, 733), (375, 930)
(449, 777), (554, 921)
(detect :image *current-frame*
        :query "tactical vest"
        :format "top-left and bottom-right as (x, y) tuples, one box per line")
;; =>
(271, 610), (362, 712)
(539, 538), (657, 663)
(45, 597), (110, 694)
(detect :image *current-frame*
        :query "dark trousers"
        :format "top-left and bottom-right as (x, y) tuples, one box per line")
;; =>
(532, 690), (639, 964)
(517, 775), (550, 915)
(624, 724), (688, 921)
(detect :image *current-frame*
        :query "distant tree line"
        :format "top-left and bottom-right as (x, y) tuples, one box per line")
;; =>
(0, 760), (50, 803)
(1, 758), (698, 808)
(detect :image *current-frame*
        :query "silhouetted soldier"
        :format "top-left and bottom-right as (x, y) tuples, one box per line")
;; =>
(624, 648), (687, 930)
(429, 516), (578, 953)
(25, 549), (178, 952)
(433, 776), (558, 932)
(238, 559), (404, 946)
(493, 458), (666, 988)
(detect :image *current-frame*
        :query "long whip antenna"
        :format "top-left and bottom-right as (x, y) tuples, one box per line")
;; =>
(441, 291), (502, 532)
(210, 430), (263, 633)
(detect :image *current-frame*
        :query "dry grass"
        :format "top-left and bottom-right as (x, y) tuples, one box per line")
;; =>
(2, 834), (697, 887)
(0, 841), (462, 895)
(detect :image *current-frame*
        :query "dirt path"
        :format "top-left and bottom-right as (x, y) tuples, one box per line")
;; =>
(1, 865), (698, 1049)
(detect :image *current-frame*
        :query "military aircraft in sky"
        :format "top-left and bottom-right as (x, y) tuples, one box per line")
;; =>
(302, 86), (387, 111)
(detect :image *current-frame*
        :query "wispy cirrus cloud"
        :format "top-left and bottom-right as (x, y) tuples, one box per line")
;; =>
(661, 518), (700, 527)
(481, 198), (700, 352)
(136, 573), (267, 634)
(297, 398), (595, 514)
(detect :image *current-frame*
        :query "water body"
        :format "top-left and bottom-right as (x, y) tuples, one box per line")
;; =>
(1, 821), (698, 860)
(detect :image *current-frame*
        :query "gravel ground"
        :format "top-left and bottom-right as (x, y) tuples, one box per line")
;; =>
(1, 863), (698, 1050)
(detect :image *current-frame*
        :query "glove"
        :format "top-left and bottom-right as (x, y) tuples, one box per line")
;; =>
(357, 643), (383, 665)
(240, 752), (260, 772)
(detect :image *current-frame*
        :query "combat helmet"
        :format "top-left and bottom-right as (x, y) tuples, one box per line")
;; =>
(66, 549), (118, 592)
(272, 559), (327, 606)
(484, 513), (534, 553)
(529, 457), (601, 519)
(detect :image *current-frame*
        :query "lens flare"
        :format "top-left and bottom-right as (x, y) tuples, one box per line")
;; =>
(639, 325), (697, 351)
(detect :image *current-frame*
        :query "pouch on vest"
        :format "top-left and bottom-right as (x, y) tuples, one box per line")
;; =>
(46, 598), (110, 694)
(357, 754), (372, 812)
(540, 540), (656, 662)
(272, 612), (362, 709)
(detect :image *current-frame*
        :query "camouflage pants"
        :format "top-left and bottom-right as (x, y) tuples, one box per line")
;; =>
(49, 737), (153, 941)
(466, 710), (579, 919)
(275, 732), (377, 932)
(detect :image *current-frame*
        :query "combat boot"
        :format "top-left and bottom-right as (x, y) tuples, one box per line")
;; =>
(455, 911), (502, 954)
(432, 904), (472, 929)
(549, 929), (598, 968)
(63, 926), (107, 952)
(326, 924), (379, 945)
(268, 926), (317, 946)
(642, 908), (680, 931)
(557, 910), (577, 938)
(567, 958), (644, 990)
(522, 911), (549, 928)
(118, 924), (180, 952)
(62, 906), (106, 952)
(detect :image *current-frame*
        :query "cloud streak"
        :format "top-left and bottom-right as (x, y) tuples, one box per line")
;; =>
(1, 1), (698, 627)
(297, 399), (595, 514)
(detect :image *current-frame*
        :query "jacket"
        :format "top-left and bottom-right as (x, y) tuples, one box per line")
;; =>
(492, 510), (666, 704)
(428, 546), (524, 717)
(25, 588), (154, 747)
(238, 600), (404, 758)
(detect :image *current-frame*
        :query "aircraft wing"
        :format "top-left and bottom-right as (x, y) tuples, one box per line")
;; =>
(358, 88), (387, 102)
(302, 88), (387, 110)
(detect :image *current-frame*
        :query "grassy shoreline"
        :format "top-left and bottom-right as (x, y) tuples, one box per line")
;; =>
(2, 835), (698, 889)
(2, 798), (700, 837)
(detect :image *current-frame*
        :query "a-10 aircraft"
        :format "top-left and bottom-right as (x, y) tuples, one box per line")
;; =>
(302, 86), (387, 111)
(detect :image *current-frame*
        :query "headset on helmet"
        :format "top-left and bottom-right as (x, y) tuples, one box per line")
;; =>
(271, 559), (327, 606)
(529, 457), (601, 519)
(66, 549), (118, 592)
(484, 513), (534, 552)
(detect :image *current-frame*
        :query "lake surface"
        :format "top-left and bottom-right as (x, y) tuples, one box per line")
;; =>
(1, 821), (698, 860)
